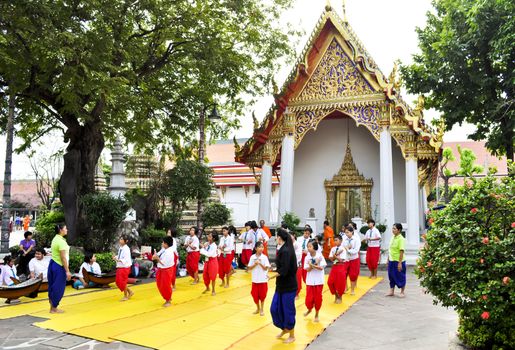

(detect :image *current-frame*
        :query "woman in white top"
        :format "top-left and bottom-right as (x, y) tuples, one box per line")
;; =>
(247, 241), (270, 316)
(153, 236), (175, 307)
(303, 240), (327, 322)
(218, 226), (234, 288)
(112, 236), (133, 301)
(74, 253), (101, 289)
(200, 231), (219, 296)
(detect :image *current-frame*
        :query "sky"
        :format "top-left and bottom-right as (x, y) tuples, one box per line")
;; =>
(0, 0), (477, 180)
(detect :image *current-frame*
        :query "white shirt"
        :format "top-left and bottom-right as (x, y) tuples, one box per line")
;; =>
(116, 245), (132, 268)
(230, 233), (236, 250)
(297, 236), (311, 254)
(185, 235), (200, 253)
(365, 227), (381, 247)
(172, 238), (179, 257)
(1, 265), (17, 286)
(303, 252), (327, 286)
(29, 256), (51, 280)
(239, 230), (255, 250)
(78, 262), (101, 278)
(200, 242), (218, 259)
(248, 253), (270, 283)
(329, 244), (348, 262)
(343, 235), (361, 260)
(255, 228), (269, 243)
(293, 241), (303, 266)
(156, 247), (175, 269)
(218, 235), (234, 254)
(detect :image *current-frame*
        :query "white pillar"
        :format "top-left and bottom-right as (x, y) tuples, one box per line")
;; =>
(278, 134), (295, 219)
(405, 157), (420, 264)
(258, 161), (273, 223)
(419, 187), (428, 233)
(379, 127), (395, 248)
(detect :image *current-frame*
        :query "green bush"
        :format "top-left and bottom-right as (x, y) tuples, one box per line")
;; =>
(202, 202), (231, 228)
(81, 192), (129, 252)
(69, 249), (84, 274)
(140, 225), (166, 249)
(416, 167), (515, 349)
(95, 252), (116, 273)
(34, 211), (65, 248)
(282, 212), (301, 234)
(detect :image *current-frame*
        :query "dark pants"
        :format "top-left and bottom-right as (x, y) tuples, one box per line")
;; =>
(18, 251), (35, 276)
(388, 260), (406, 289)
(48, 260), (67, 308)
(270, 290), (296, 330)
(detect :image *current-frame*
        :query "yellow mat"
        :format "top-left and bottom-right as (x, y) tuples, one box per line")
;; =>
(2, 271), (382, 350)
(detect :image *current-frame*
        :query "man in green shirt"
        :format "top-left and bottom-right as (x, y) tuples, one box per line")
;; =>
(386, 223), (406, 297)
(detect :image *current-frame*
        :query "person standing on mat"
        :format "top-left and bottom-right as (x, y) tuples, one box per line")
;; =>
(342, 226), (360, 296)
(166, 227), (179, 291)
(200, 231), (219, 296)
(113, 235), (134, 301)
(184, 226), (200, 285)
(154, 236), (175, 307)
(303, 240), (326, 323)
(270, 228), (297, 344)
(327, 234), (347, 304)
(248, 241), (270, 316)
(47, 224), (71, 313)
(363, 219), (381, 279)
(218, 226), (234, 288)
(239, 221), (255, 267)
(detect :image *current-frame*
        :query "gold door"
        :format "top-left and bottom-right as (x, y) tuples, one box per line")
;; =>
(335, 187), (363, 231)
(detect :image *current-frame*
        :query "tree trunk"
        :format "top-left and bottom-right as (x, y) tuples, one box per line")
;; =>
(59, 121), (104, 243)
(1, 92), (15, 253)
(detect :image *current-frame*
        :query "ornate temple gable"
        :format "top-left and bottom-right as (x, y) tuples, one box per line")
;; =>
(326, 142), (373, 188)
(294, 38), (375, 103)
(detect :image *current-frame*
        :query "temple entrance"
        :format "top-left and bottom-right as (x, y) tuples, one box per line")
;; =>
(325, 142), (373, 231)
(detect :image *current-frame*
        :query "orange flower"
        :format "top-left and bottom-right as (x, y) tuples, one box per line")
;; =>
(471, 208), (478, 214)
(480, 258), (485, 264)
(503, 277), (510, 285)
(511, 222), (515, 229)
(481, 311), (490, 320)
(482, 295), (487, 300)
(428, 218), (434, 225)
(426, 261), (433, 267)
(482, 237), (489, 244)
(450, 257), (456, 263)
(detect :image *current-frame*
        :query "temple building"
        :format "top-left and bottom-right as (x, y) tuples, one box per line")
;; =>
(234, 3), (443, 263)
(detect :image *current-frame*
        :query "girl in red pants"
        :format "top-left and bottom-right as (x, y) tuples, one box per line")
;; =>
(200, 231), (219, 296)
(303, 240), (327, 322)
(327, 235), (347, 304)
(247, 241), (270, 316)
(154, 236), (175, 307)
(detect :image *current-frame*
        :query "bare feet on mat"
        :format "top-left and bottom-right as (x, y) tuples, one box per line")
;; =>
(225, 284), (229, 288)
(220, 283), (225, 287)
(163, 301), (171, 307)
(253, 309), (259, 314)
(335, 298), (342, 304)
(127, 290), (134, 299)
(120, 297), (129, 301)
(283, 337), (295, 344)
(50, 308), (64, 314)
(350, 291), (355, 296)
(314, 316), (319, 323)
(276, 331), (287, 339)
(303, 309), (312, 317)
(211, 291), (216, 296)
(260, 310), (264, 316)
(202, 288), (209, 294)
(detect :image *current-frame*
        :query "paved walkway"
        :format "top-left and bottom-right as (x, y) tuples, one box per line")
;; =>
(309, 267), (458, 350)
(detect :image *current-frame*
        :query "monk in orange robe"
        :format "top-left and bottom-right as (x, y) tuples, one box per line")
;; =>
(322, 220), (335, 259)
(259, 220), (272, 256)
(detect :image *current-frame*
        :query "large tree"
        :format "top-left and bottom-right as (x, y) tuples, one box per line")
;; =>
(402, 0), (514, 161)
(0, 0), (295, 242)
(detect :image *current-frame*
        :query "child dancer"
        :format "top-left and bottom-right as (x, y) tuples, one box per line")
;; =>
(113, 235), (133, 301)
(228, 225), (237, 275)
(239, 222), (255, 267)
(200, 231), (219, 296)
(297, 228), (312, 283)
(343, 226), (361, 295)
(184, 226), (200, 284)
(363, 219), (381, 279)
(303, 240), (326, 322)
(327, 235), (347, 304)
(218, 226), (234, 288)
(154, 236), (175, 307)
(248, 241), (270, 316)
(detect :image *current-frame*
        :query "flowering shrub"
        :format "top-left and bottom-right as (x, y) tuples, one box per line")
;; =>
(416, 167), (515, 349)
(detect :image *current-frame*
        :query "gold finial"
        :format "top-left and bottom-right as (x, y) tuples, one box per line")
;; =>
(414, 95), (425, 115)
(252, 111), (259, 130)
(325, 0), (332, 11)
(388, 59), (403, 93)
(342, 0), (347, 22)
(233, 136), (241, 153)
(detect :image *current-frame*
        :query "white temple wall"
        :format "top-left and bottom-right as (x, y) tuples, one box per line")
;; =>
(292, 118), (382, 235)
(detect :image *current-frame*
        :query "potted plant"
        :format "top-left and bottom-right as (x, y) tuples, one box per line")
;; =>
(359, 225), (368, 264)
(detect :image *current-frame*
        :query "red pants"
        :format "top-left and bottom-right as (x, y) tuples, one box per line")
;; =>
(305, 285), (323, 311)
(327, 264), (346, 296)
(171, 254), (178, 286)
(186, 251), (200, 278)
(241, 249), (252, 266)
(115, 267), (131, 292)
(345, 258), (360, 282)
(218, 253), (232, 279)
(296, 266), (303, 296)
(366, 247), (380, 270)
(156, 267), (174, 301)
(301, 252), (307, 282)
(203, 258), (219, 287)
(251, 282), (268, 303)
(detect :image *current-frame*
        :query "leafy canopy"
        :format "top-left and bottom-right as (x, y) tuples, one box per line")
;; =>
(0, 0), (297, 151)
(401, 0), (515, 160)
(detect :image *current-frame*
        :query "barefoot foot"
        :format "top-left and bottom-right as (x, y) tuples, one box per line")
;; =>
(283, 337), (295, 344)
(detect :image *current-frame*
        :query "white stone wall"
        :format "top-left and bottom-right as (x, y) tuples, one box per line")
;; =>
(291, 118), (407, 234)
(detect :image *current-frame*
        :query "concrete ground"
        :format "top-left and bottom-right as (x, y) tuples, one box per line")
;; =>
(308, 267), (458, 350)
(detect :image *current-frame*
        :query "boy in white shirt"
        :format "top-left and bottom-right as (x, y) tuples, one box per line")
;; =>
(297, 227), (312, 283)
(303, 240), (327, 322)
(247, 241), (270, 316)
(113, 235), (133, 301)
(343, 226), (361, 295)
(153, 236), (175, 307)
(363, 219), (381, 279)
(328, 235), (347, 304)
(238, 222), (255, 267)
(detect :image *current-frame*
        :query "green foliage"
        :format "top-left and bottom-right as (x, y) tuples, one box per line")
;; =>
(201, 202), (231, 228)
(402, 0), (515, 160)
(80, 192), (129, 252)
(416, 166), (515, 349)
(376, 223), (387, 234)
(94, 252), (116, 273)
(140, 225), (166, 250)
(34, 211), (65, 248)
(282, 212), (301, 234)
(69, 249), (84, 274)
(162, 160), (213, 227)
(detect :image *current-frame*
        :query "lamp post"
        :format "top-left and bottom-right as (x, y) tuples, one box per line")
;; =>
(197, 104), (221, 232)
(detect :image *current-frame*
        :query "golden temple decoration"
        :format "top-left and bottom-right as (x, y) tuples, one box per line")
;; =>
(252, 111), (259, 131)
(324, 142), (373, 227)
(342, 0), (347, 22)
(262, 142), (274, 164)
(233, 136), (241, 154)
(325, 0), (332, 12)
(295, 38), (373, 103)
(283, 111), (296, 136)
(404, 134), (418, 160)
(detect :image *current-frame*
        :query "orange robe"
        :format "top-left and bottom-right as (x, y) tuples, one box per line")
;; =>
(262, 226), (272, 256)
(322, 226), (335, 259)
